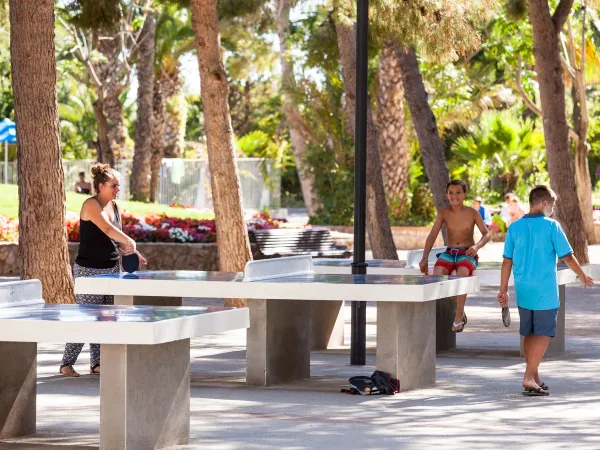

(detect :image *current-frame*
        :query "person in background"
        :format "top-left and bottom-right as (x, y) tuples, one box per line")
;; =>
(509, 197), (526, 223)
(60, 163), (146, 377)
(499, 193), (514, 227)
(473, 196), (492, 227)
(74, 171), (92, 195)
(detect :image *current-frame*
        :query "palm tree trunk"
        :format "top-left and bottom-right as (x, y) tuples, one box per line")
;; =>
(275, 0), (320, 217)
(131, 13), (156, 202)
(375, 41), (409, 218)
(529, 0), (589, 262)
(191, 0), (252, 307)
(149, 81), (166, 203)
(163, 88), (187, 158)
(335, 21), (397, 260)
(571, 85), (597, 244)
(93, 97), (112, 166)
(10, 0), (75, 304)
(395, 45), (450, 214)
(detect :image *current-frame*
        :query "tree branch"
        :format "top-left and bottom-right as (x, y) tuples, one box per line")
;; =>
(515, 58), (542, 117)
(552, 0), (575, 33)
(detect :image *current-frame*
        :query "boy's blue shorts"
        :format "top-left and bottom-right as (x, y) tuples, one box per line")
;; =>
(518, 307), (559, 337)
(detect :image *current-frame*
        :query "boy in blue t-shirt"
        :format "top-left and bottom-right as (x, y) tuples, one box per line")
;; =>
(497, 185), (593, 396)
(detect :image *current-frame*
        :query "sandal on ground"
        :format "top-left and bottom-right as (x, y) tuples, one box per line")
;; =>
(522, 387), (549, 396)
(59, 364), (80, 377)
(90, 364), (100, 375)
(452, 321), (465, 333)
(538, 382), (549, 391)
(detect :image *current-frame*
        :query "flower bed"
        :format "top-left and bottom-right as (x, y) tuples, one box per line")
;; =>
(2, 211), (280, 243)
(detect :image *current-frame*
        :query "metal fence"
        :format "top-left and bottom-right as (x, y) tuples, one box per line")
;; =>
(2, 158), (281, 210)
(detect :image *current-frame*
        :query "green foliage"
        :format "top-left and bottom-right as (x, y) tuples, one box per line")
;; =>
(410, 185), (437, 225)
(450, 110), (548, 201)
(61, 0), (122, 31)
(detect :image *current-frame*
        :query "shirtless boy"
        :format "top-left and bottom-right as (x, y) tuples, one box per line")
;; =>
(419, 180), (491, 332)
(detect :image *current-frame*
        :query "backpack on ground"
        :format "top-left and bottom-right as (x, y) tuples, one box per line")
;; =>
(341, 371), (400, 395)
(370, 370), (400, 395)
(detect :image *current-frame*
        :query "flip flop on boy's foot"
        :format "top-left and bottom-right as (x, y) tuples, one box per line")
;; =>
(522, 387), (549, 396)
(538, 382), (549, 391)
(502, 306), (511, 327)
(462, 312), (467, 326)
(452, 321), (465, 333)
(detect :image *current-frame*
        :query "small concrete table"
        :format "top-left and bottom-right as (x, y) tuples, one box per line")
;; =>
(314, 259), (600, 356)
(0, 279), (249, 449)
(75, 257), (479, 391)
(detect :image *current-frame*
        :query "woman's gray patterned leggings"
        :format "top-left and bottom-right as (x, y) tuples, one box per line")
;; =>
(61, 263), (120, 370)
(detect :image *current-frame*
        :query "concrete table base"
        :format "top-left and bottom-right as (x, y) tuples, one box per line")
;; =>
(436, 298), (457, 352)
(520, 285), (566, 357)
(376, 301), (436, 391)
(115, 295), (183, 307)
(311, 300), (344, 350)
(100, 339), (190, 449)
(0, 342), (36, 439)
(246, 299), (311, 386)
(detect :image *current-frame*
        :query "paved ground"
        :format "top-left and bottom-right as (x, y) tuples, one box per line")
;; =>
(2, 244), (600, 449)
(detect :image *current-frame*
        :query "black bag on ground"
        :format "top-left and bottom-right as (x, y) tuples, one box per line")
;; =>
(346, 376), (381, 395)
(370, 370), (400, 395)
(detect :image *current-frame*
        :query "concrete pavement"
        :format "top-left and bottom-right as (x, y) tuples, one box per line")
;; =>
(2, 244), (600, 449)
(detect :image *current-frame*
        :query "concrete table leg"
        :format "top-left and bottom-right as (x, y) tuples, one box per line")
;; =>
(0, 342), (36, 439)
(520, 285), (566, 357)
(114, 295), (183, 307)
(100, 339), (190, 449)
(246, 299), (311, 386)
(436, 297), (456, 352)
(377, 301), (436, 391)
(133, 296), (182, 307)
(311, 300), (344, 350)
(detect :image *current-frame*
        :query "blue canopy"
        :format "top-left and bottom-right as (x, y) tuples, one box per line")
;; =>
(0, 118), (16, 144)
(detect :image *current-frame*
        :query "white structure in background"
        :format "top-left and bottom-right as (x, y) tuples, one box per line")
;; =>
(1, 158), (281, 211)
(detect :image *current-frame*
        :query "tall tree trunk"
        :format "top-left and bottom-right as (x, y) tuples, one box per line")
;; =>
(131, 13), (156, 202)
(529, 0), (589, 262)
(571, 84), (597, 244)
(375, 41), (409, 218)
(191, 0), (252, 306)
(10, 0), (75, 304)
(335, 22), (397, 260)
(93, 97), (112, 166)
(149, 81), (166, 203)
(149, 71), (179, 202)
(275, 0), (320, 217)
(163, 88), (187, 158)
(396, 45), (450, 214)
(92, 37), (130, 163)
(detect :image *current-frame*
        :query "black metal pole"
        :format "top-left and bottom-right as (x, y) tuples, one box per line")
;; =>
(350, 0), (369, 366)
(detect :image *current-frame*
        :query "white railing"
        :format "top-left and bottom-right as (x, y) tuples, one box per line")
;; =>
(2, 158), (281, 210)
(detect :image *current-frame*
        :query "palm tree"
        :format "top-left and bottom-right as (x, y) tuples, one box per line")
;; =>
(190, 0), (252, 307)
(9, 0), (75, 303)
(149, 5), (196, 202)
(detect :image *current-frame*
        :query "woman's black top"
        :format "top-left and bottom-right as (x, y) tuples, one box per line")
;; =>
(75, 199), (122, 269)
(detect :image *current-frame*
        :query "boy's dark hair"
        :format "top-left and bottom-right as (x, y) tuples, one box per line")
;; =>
(446, 180), (467, 193)
(78, 171), (85, 177)
(529, 185), (557, 206)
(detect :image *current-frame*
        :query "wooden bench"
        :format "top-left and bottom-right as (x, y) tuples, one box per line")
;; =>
(253, 228), (351, 258)
(0, 279), (249, 449)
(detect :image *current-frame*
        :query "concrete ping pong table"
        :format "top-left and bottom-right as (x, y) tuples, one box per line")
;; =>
(313, 258), (600, 356)
(0, 279), (249, 449)
(75, 255), (479, 391)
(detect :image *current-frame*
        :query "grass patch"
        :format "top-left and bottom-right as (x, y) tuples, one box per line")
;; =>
(0, 184), (214, 219)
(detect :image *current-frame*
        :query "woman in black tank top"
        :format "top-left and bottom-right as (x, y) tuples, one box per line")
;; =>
(60, 163), (147, 378)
